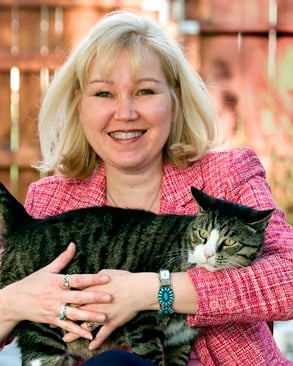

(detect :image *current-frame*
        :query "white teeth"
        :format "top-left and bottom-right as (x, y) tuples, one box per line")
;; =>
(109, 131), (143, 139)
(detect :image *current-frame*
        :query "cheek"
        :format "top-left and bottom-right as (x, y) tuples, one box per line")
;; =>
(166, 97), (175, 121)
(153, 101), (174, 133)
(159, 119), (172, 140)
(79, 114), (93, 138)
(151, 93), (174, 118)
(78, 100), (89, 126)
(79, 101), (104, 132)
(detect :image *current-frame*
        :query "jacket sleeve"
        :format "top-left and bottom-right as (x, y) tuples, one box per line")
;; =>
(187, 147), (293, 326)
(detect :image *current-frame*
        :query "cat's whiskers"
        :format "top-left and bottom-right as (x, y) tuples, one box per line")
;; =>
(0, 182), (271, 366)
(153, 249), (186, 268)
(224, 260), (243, 270)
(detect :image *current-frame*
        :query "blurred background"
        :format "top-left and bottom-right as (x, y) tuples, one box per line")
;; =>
(0, 0), (292, 361)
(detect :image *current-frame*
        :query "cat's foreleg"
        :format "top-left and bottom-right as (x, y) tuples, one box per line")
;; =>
(164, 344), (191, 366)
(164, 317), (200, 366)
(126, 311), (167, 366)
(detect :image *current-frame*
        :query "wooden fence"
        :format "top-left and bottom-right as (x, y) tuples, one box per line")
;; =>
(185, 0), (293, 223)
(0, 0), (292, 224)
(0, 0), (151, 201)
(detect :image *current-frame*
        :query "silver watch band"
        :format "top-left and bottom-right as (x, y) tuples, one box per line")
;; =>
(159, 269), (171, 286)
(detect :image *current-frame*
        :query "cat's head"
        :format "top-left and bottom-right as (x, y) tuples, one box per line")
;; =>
(187, 186), (274, 271)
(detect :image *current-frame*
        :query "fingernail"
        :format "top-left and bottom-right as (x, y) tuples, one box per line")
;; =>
(63, 335), (72, 342)
(99, 274), (109, 283)
(67, 242), (74, 250)
(101, 294), (111, 302)
(95, 314), (106, 322)
(86, 334), (93, 340)
(89, 342), (98, 351)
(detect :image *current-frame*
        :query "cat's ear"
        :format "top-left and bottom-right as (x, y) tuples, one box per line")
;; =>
(190, 186), (217, 211)
(247, 208), (275, 229)
(0, 182), (31, 235)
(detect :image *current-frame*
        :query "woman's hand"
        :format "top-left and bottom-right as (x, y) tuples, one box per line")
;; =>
(62, 270), (198, 350)
(63, 270), (159, 350)
(0, 243), (112, 342)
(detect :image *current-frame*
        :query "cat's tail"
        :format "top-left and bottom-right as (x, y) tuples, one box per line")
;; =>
(0, 182), (32, 236)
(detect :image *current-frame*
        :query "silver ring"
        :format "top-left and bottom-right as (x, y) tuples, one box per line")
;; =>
(63, 274), (70, 289)
(87, 322), (99, 331)
(58, 305), (69, 321)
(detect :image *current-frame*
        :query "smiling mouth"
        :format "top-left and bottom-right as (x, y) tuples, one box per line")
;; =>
(109, 131), (145, 140)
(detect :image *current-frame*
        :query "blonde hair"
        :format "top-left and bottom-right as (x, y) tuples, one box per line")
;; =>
(36, 11), (219, 178)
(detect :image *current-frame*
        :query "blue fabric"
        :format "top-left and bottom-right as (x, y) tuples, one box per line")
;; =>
(83, 350), (157, 366)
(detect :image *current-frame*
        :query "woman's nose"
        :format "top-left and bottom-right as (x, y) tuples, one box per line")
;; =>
(114, 97), (138, 121)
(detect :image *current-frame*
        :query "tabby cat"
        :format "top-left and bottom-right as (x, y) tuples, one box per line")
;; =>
(0, 183), (273, 366)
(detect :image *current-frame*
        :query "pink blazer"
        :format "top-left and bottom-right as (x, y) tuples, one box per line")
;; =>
(2, 147), (293, 365)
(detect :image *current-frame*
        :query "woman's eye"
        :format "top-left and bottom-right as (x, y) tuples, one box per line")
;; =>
(137, 88), (154, 96)
(224, 238), (236, 246)
(95, 91), (111, 97)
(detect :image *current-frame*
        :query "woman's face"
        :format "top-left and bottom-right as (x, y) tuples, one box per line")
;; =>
(78, 48), (175, 173)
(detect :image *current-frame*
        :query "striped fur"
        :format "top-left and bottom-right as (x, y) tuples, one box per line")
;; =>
(0, 183), (273, 366)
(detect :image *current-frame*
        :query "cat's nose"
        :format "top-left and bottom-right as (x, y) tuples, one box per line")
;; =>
(204, 249), (213, 260)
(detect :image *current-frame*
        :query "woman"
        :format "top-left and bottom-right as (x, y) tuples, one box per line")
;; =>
(1, 11), (292, 365)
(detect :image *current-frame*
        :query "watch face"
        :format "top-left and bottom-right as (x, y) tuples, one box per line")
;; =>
(160, 269), (171, 282)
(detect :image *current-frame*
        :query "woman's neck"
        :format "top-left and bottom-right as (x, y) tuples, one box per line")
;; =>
(105, 163), (163, 213)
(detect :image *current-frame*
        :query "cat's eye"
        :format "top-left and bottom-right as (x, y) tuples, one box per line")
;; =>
(198, 230), (208, 239)
(224, 238), (236, 246)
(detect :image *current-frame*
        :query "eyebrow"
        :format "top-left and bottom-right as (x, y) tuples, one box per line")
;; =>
(88, 78), (162, 85)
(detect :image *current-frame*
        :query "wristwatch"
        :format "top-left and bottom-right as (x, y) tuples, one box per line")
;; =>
(158, 269), (174, 314)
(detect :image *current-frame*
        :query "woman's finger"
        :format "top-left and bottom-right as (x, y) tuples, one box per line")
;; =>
(63, 321), (97, 343)
(57, 303), (107, 323)
(63, 331), (83, 343)
(88, 324), (116, 350)
(57, 319), (93, 341)
(54, 305), (107, 342)
(61, 289), (111, 308)
(60, 272), (110, 291)
(42, 242), (76, 273)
